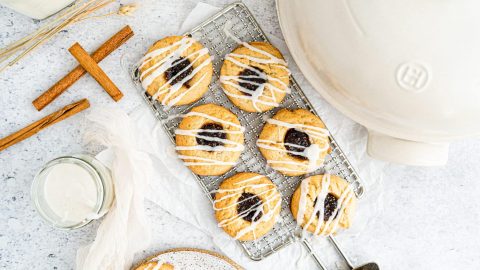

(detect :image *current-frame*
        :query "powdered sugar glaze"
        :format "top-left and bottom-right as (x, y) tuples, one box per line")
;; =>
(220, 22), (291, 112)
(257, 118), (330, 174)
(174, 111), (245, 167)
(212, 174), (281, 240)
(138, 37), (213, 108)
(297, 174), (355, 238)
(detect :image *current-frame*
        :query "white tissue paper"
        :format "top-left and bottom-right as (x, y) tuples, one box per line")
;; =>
(79, 2), (386, 270)
(76, 108), (154, 270)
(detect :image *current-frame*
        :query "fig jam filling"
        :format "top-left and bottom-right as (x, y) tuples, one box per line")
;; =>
(314, 193), (339, 221)
(237, 192), (263, 222)
(284, 128), (311, 160)
(165, 57), (193, 86)
(238, 66), (267, 96)
(196, 123), (226, 148)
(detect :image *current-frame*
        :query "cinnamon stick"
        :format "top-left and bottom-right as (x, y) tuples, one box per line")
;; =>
(0, 99), (90, 152)
(69, 42), (123, 101)
(32, 25), (133, 111)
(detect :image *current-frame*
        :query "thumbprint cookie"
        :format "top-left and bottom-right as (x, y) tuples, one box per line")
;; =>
(220, 41), (290, 112)
(175, 104), (244, 176)
(257, 109), (330, 176)
(138, 35), (213, 107)
(214, 172), (281, 241)
(135, 262), (174, 270)
(291, 174), (356, 236)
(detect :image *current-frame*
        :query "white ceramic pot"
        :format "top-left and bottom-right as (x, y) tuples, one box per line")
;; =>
(276, 0), (480, 166)
(0, 0), (74, 19)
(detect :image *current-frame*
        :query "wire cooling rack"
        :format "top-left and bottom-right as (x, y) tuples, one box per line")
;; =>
(132, 2), (364, 267)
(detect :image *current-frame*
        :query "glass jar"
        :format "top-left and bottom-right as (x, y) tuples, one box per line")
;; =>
(0, 0), (75, 20)
(31, 154), (114, 229)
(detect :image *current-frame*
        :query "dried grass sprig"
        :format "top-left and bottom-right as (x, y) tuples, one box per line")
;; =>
(0, 0), (129, 73)
(118, 3), (138, 16)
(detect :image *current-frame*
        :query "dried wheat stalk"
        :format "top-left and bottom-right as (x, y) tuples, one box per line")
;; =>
(0, 0), (137, 73)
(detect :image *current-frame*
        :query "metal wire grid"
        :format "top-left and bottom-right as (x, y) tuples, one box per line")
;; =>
(133, 2), (364, 262)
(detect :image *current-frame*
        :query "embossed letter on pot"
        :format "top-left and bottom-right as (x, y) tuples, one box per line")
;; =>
(277, 0), (480, 165)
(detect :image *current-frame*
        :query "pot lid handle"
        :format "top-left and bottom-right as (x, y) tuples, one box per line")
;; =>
(367, 130), (449, 166)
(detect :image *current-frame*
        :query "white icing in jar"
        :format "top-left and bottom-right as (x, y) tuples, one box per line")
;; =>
(31, 154), (114, 229)
(0, 0), (75, 20)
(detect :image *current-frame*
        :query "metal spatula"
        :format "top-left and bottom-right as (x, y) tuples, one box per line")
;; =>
(329, 236), (380, 270)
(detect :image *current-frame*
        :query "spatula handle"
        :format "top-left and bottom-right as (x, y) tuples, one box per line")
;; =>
(302, 239), (328, 270)
(329, 235), (354, 269)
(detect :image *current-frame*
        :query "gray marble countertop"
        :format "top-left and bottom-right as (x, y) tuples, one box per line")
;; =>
(1, 1), (480, 269)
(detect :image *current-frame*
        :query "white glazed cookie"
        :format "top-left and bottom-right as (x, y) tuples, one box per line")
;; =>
(138, 35), (213, 107)
(220, 41), (290, 112)
(257, 109), (330, 176)
(135, 262), (174, 270)
(291, 174), (356, 236)
(175, 104), (244, 176)
(214, 172), (281, 241)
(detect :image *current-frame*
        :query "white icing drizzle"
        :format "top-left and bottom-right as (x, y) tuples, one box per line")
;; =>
(148, 262), (175, 270)
(139, 36), (212, 107)
(296, 174), (354, 238)
(296, 178), (310, 226)
(149, 263), (159, 270)
(220, 22), (291, 112)
(319, 185), (353, 236)
(166, 73), (206, 107)
(257, 118), (330, 173)
(176, 110), (245, 166)
(257, 139), (328, 173)
(213, 175), (281, 240)
(152, 52), (212, 101)
(183, 111), (245, 131)
(307, 175), (331, 236)
(175, 129), (244, 152)
(178, 155), (237, 166)
(266, 118), (329, 140)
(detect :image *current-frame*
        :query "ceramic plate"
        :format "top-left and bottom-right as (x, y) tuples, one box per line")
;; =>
(133, 248), (242, 270)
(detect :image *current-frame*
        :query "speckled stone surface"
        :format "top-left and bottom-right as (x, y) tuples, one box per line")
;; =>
(1, 1), (480, 269)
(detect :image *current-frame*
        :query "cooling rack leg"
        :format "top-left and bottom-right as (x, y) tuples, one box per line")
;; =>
(302, 240), (328, 270)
